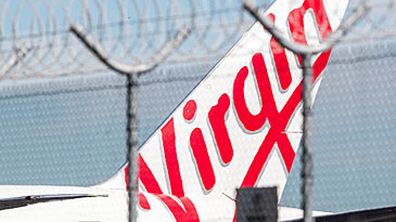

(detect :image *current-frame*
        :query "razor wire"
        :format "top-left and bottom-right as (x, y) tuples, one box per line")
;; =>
(0, 0), (259, 80)
(0, 0), (394, 80)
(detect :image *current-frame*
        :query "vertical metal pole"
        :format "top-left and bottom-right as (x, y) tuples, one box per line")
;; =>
(126, 74), (138, 222)
(69, 22), (190, 222)
(301, 53), (313, 222)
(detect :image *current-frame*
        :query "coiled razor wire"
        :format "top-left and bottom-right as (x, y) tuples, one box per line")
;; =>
(0, 0), (256, 79)
(0, 0), (395, 80)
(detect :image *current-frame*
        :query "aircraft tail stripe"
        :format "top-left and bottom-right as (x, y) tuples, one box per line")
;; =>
(138, 155), (163, 194)
(189, 128), (216, 191)
(208, 93), (234, 164)
(161, 118), (185, 197)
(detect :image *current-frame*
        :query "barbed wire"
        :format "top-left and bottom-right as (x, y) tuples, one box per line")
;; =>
(0, 0), (395, 80)
(0, 0), (253, 79)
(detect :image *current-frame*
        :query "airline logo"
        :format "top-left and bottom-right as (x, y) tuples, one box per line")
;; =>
(126, 0), (349, 221)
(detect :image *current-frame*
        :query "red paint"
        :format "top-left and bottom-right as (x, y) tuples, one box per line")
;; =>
(237, 53), (297, 189)
(158, 195), (200, 222)
(183, 100), (197, 121)
(233, 66), (268, 132)
(137, 192), (200, 221)
(190, 128), (216, 191)
(231, 53), (301, 222)
(208, 93), (233, 164)
(137, 156), (199, 220)
(133, 155), (162, 209)
(268, 13), (292, 90)
(161, 118), (185, 197)
(240, 47), (330, 187)
(124, 164), (129, 190)
(288, 0), (332, 65)
(138, 155), (162, 194)
(236, 0), (333, 188)
(288, 0), (332, 44)
(312, 50), (331, 81)
(138, 193), (151, 210)
(271, 36), (293, 90)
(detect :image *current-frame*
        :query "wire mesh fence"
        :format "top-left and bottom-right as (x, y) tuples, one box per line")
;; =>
(0, 0), (395, 221)
(281, 35), (396, 211)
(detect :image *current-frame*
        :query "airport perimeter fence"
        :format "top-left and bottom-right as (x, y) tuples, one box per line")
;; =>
(0, 0), (395, 221)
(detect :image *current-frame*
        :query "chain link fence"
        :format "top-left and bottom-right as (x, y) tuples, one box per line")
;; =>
(0, 0), (395, 221)
(281, 34), (396, 217)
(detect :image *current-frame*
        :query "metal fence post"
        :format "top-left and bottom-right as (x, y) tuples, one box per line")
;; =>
(301, 53), (313, 222)
(71, 25), (190, 222)
(126, 74), (139, 222)
(243, 2), (368, 221)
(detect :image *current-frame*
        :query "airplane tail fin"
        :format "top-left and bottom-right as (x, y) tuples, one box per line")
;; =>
(94, 0), (349, 221)
(94, 165), (127, 191)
